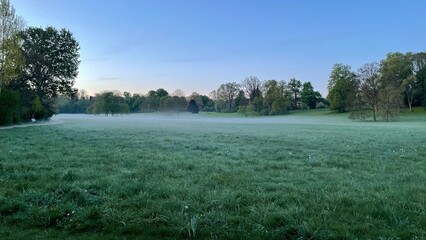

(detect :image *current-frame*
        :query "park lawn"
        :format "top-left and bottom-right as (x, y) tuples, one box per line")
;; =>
(0, 112), (425, 239)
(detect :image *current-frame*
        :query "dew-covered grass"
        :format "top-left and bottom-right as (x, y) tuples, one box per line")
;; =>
(0, 110), (425, 239)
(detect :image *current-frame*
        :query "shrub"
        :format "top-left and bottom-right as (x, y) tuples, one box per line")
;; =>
(0, 88), (20, 125)
(187, 99), (200, 114)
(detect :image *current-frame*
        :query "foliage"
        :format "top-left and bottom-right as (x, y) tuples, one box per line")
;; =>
(146, 88), (169, 112)
(327, 64), (358, 112)
(378, 86), (402, 121)
(356, 62), (381, 121)
(300, 81), (321, 109)
(16, 27), (80, 100)
(32, 96), (48, 120)
(241, 76), (262, 101)
(411, 52), (426, 105)
(0, 87), (19, 125)
(0, 0), (25, 95)
(187, 99), (200, 113)
(188, 92), (215, 112)
(160, 96), (187, 112)
(287, 78), (302, 109)
(216, 82), (240, 112)
(92, 91), (127, 116)
(234, 90), (247, 110)
(401, 75), (417, 111)
(263, 80), (290, 115)
(55, 93), (93, 114)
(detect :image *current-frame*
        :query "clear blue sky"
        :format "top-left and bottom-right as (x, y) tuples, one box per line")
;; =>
(12, 0), (426, 97)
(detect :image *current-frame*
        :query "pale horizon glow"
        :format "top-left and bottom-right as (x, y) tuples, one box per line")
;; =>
(12, 0), (426, 97)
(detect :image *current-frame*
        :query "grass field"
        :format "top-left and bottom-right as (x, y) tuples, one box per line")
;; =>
(0, 110), (425, 239)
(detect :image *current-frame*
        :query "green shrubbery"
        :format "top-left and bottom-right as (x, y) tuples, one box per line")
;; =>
(0, 88), (20, 125)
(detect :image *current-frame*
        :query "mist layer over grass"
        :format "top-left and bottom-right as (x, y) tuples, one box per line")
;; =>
(1, 112), (425, 239)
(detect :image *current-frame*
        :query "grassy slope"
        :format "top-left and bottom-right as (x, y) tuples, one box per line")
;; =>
(0, 111), (425, 239)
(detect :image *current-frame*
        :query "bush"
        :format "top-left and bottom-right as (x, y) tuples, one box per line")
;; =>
(33, 96), (49, 120)
(0, 88), (20, 125)
(187, 99), (200, 114)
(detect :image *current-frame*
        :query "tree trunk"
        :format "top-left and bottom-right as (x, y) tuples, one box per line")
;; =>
(372, 104), (376, 122)
(407, 92), (412, 111)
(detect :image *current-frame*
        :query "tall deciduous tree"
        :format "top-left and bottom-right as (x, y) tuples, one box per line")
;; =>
(411, 52), (426, 106)
(217, 82), (240, 112)
(327, 64), (358, 112)
(378, 52), (412, 119)
(401, 75), (417, 111)
(263, 80), (290, 115)
(288, 78), (302, 109)
(301, 81), (321, 109)
(15, 27), (80, 102)
(0, 0), (25, 95)
(357, 62), (381, 121)
(160, 96), (187, 112)
(241, 76), (262, 101)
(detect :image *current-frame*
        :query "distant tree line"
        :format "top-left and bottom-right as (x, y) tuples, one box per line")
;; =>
(327, 52), (426, 121)
(211, 76), (328, 116)
(0, 0), (80, 125)
(55, 78), (326, 117)
(55, 88), (216, 116)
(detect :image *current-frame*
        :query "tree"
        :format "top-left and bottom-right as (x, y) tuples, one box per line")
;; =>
(200, 95), (215, 112)
(380, 52), (413, 109)
(380, 52), (412, 88)
(288, 78), (302, 109)
(32, 96), (47, 119)
(401, 75), (417, 111)
(301, 81), (321, 109)
(378, 86), (401, 121)
(263, 80), (290, 115)
(241, 76), (262, 101)
(216, 82), (240, 112)
(357, 62), (381, 121)
(327, 64), (358, 112)
(15, 27), (80, 99)
(0, 87), (19, 124)
(0, 0), (25, 95)
(92, 91), (126, 116)
(160, 96), (187, 112)
(187, 99), (200, 113)
(189, 92), (203, 109)
(9, 27), (80, 119)
(235, 90), (247, 110)
(146, 89), (169, 112)
(156, 88), (169, 98)
(172, 89), (185, 97)
(411, 52), (426, 106)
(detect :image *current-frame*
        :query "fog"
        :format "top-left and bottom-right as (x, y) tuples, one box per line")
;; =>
(51, 112), (350, 126)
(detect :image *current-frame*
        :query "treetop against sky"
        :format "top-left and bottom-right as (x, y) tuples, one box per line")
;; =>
(12, 0), (426, 96)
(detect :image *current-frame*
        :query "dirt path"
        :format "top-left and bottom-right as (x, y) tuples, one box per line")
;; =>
(0, 119), (64, 130)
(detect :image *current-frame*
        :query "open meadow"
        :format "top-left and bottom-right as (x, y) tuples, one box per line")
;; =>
(0, 111), (425, 239)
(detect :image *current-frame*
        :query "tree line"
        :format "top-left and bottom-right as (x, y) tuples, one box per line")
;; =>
(55, 77), (327, 117)
(0, 0), (79, 125)
(327, 52), (426, 121)
(210, 77), (327, 116)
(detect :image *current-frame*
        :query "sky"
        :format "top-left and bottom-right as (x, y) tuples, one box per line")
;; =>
(12, 0), (426, 97)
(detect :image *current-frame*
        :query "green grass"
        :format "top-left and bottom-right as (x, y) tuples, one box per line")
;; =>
(0, 111), (425, 239)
